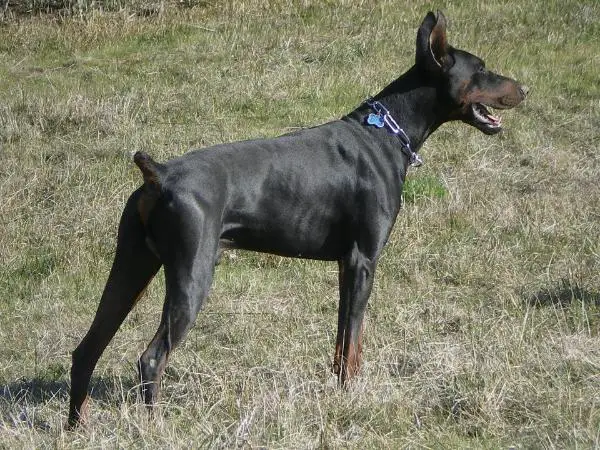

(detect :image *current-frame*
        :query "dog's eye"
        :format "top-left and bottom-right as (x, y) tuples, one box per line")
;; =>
(478, 65), (486, 73)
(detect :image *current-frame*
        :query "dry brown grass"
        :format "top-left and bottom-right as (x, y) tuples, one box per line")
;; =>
(1, 0), (599, 447)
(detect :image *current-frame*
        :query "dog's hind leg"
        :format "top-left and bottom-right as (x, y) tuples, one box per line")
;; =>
(137, 199), (219, 406)
(68, 190), (161, 428)
(336, 243), (376, 386)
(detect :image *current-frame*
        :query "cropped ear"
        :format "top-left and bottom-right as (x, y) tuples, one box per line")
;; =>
(416, 11), (452, 74)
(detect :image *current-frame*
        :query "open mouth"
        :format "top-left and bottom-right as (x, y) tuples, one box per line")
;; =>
(471, 103), (502, 133)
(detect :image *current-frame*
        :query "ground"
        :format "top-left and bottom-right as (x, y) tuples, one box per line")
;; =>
(0, 0), (599, 447)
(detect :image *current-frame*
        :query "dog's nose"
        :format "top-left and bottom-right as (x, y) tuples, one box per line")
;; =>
(519, 85), (529, 98)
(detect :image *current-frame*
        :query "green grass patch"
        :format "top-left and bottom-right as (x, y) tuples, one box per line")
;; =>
(403, 175), (448, 204)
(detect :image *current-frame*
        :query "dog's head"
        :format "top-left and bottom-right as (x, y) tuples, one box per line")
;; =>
(416, 11), (528, 134)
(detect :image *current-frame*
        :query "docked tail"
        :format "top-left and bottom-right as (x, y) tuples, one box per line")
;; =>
(133, 151), (165, 230)
(133, 151), (163, 189)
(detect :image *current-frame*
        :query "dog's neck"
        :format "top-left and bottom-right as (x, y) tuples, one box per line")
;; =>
(345, 66), (444, 156)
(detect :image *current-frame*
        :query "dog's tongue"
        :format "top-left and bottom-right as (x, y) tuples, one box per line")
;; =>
(476, 103), (502, 125)
(488, 111), (501, 124)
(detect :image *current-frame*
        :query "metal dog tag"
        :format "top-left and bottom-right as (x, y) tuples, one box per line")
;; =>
(366, 113), (385, 128)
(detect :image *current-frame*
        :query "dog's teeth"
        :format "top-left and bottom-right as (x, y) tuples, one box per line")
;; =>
(472, 103), (502, 128)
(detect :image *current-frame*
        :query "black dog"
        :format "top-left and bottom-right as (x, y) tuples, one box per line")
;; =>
(68, 11), (527, 426)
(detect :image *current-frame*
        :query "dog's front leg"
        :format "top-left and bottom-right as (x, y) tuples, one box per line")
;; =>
(335, 243), (376, 386)
(333, 260), (348, 376)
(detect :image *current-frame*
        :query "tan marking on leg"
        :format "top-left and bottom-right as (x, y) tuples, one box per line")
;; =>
(67, 395), (89, 429)
(355, 321), (364, 372)
(137, 193), (152, 226)
(333, 339), (343, 375)
(133, 287), (148, 306)
(341, 341), (358, 386)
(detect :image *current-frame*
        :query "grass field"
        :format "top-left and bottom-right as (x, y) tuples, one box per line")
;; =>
(1, 0), (599, 447)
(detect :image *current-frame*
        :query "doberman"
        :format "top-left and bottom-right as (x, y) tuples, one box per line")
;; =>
(67, 11), (527, 427)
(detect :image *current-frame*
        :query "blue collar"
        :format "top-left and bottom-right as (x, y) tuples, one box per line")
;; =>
(364, 98), (423, 167)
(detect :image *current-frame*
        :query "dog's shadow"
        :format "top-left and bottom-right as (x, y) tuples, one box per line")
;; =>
(525, 278), (600, 308)
(0, 375), (138, 431)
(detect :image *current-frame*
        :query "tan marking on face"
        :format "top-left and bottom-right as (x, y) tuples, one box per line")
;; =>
(461, 80), (524, 109)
